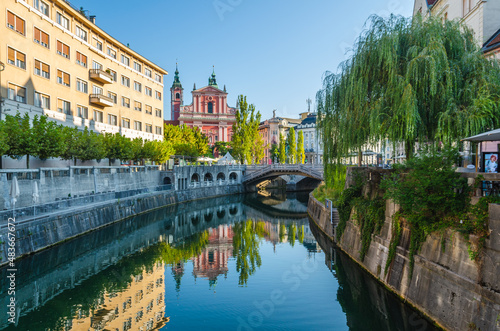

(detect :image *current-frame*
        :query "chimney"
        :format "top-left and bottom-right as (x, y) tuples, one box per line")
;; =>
(89, 15), (96, 24)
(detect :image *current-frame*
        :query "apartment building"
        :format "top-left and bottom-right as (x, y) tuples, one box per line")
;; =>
(413, 0), (500, 54)
(1, 0), (168, 141)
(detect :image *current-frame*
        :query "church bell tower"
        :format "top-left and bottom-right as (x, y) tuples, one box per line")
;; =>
(170, 63), (183, 121)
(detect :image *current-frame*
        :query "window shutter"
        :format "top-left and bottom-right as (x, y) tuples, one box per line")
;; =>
(64, 73), (70, 86)
(16, 16), (24, 34)
(7, 12), (15, 27)
(8, 48), (15, 63)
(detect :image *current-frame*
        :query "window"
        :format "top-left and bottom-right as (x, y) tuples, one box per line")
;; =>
(57, 70), (70, 87)
(57, 99), (71, 114)
(145, 124), (152, 133)
(94, 38), (102, 51)
(155, 73), (162, 83)
(108, 114), (117, 126)
(155, 126), (162, 135)
(77, 105), (88, 119)
(108, 69), (117, 82)
(134, 101), (142, 112)
(34, 27), (49, 48)
(121, 75), (130, 87)
(134, 81), (142, 92)
(145, 68), (152, 78)
(75, 26), (87, 42)
(76, 78), (88, 93)
(108, 92), (117, 104)
(134, 121), (142, 131)
(34, 0), (50, 17)
(208, 102), (213, 114)
(145, 105), (152, 115)
(34, 59), (50, 78)
(7, 11), (25, 35)
(56, 12), (69, 30)
(92, 60), (102, 70)
(155, 108), (162, 118)
(122, 118), (130, 128)
(155, 91), (162, 100)
(8, 84), (26, 103)
(145, 86), (152, 97)
(34, 92), (50, 109)
(76, 52), (87, 67)
(122, 97), (130, 108)
(107, 47), (116, 59)
(8, 47), (26, 70)
(121, 54), (130, 66)
(56, 41), (70, 59)
(92, 85), (103, 95)
(134, 61), (142, 72)
(93, 110), (103, 123)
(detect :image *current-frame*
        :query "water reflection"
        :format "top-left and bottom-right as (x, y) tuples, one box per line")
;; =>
(0, 191), (440, 331)
(309, 218), (441, 331)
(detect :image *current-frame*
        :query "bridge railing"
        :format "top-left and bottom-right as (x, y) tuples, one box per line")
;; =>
(243, 164), (324, 182)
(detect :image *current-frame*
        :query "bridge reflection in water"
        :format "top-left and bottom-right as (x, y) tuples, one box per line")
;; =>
(0, 191), (441, 331)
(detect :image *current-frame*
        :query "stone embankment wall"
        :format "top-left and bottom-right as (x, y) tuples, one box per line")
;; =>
(308, 193), (500, 331)
(0, 184), (243, 267)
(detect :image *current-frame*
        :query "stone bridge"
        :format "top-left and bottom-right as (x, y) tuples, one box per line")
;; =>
(243, 164), (324, 185)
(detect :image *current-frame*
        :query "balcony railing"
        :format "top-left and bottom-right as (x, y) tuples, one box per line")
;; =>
(89, 93), (114, 107)
(89, 69), (113, 84)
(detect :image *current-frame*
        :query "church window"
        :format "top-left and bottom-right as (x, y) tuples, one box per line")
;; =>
(208, 102), (213, 114)
(176, 93), (180, 100)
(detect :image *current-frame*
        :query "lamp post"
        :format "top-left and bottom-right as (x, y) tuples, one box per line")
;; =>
(0, 61), (5, 169)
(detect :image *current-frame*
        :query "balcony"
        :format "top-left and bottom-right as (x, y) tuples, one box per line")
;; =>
(89, 94), (114, 107)
(89, 69), (113, 84)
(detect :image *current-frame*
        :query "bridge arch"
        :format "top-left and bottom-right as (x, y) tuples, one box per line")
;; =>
(217, 209), (226, 219)
(204, 173), (213, 182)
(217, 172), (225, 181)
(191, 173), (200, 183)
(163, 177), (172, 185)
(229, 172), (237, 181)
(204, 212), (213, 222)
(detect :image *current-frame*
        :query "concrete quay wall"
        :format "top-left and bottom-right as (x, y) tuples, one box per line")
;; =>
(0, 184), (243, 267)
(308, 196), (500, 331)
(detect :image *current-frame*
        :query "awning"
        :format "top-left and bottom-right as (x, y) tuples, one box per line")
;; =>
(462, 128), (500, 142)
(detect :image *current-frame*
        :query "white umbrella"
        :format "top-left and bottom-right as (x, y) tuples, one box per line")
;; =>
(32, 181), (39, 204)
(10, 176), (20, 209)
(32, 181), (39, 216)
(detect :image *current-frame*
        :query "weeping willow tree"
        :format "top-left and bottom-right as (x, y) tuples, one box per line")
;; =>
(317, 14), (500, 187)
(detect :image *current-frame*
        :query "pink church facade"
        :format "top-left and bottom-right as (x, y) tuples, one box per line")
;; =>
(168, 66), (237, 145)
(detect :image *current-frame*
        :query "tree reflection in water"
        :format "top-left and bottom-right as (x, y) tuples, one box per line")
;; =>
(232, 220), (269, 286)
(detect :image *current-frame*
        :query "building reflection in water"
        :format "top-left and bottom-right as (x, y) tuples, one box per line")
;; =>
(66, 262), (168, 331)
(191, 225), (234, 288)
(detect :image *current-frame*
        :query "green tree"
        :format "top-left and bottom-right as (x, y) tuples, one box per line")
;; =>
(279, 133), (286, 164)
(130, 138), (145, 164)
(0, 121), (10, 161)
(60, 127), (79, 165)
(4, 112), (36, 168)
(287, 127), (297, 164)
(75, 128), (106, 163)
(32, 115), (65, 161)
(297, 130), (305, 164)
(213, 141), (231, 156)
(103, 133), (131, 165)
(317, 15), (500, 186)
(270, 143), (279, 163)
(164, 124), (209, 157)
(232, 95), (263, 164)
(145, 140), (174, 164)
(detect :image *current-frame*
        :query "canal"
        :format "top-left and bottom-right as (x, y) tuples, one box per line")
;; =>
(0, 191), (439, 330)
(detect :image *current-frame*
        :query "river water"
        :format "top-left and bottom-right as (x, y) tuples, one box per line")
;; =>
(0, 191), (439, 330)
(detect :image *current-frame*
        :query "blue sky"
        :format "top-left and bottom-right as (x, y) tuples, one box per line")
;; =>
(76, 0), (414, 120)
